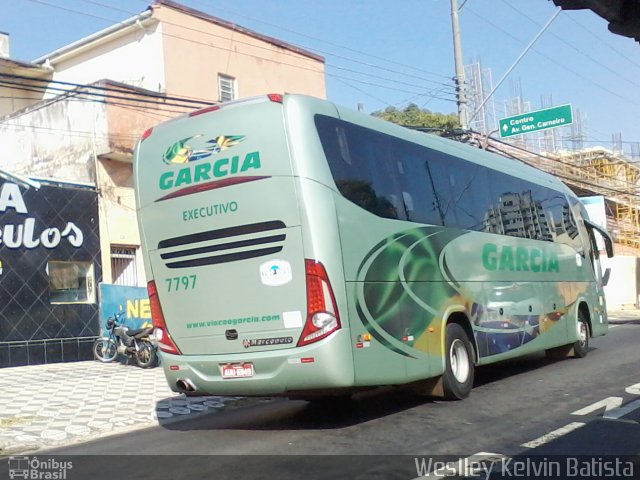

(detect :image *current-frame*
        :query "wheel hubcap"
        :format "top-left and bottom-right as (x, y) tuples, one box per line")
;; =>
(450, 339), (470, 383)
(578, 322), (588, 347)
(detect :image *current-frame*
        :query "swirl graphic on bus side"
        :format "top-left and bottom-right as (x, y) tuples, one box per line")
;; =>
(355, 226), (583, 359)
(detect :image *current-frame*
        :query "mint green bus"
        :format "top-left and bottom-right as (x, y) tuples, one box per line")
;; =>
(134, 94), (613, 400)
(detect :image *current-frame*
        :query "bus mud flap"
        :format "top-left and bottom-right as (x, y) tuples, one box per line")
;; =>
(410, 376), (445, 398)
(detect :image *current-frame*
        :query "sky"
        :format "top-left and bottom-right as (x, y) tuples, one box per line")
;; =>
(2, 0), (640, 156)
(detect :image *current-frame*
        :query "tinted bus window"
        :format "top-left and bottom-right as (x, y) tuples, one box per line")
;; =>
(395, 141), (444, 225)
(449, 160), (493, 231)
(315, 115), (404, 220)
(316, 114), (583, 252)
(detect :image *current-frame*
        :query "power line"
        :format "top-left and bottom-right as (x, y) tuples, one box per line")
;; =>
(4, 82), (639, 198)
(465, 6), (640, 109)
(324, 73), (455, 100)
(0, 87), (190, 125)
(328, 64), (456, 94)
(467, 6), (562, 125)
(482, 133), (640, 195)
(0, 74), (208, 109)
(499, 0), (640, 90)
(26, 0), (455, 95)
(562, 13), (640, 72)
(1, 70), (455, 135)
(487, 143), (640, 198)
(0, 92), (178, 135)
(0, 72), (212, 105)
(143, 0), (454, 82)
(0, 79), (195, 124)
(1, 120), (137, 140)
(0, 81), (196, 123)
(330, 77), (393, 108)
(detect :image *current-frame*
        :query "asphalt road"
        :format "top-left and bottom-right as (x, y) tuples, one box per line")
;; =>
(5, 319), (640, 479)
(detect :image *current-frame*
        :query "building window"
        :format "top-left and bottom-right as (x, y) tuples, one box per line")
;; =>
(111, 246), (138, 286)
(47, 261), (95, 304)
(218, 74), (236, 102)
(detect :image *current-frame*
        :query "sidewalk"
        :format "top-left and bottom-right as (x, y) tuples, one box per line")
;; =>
(0, 360), (243, 454)
(607, 309), (640, 322)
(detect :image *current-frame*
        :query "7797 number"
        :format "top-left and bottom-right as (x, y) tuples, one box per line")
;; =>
(165, 275), (197, 292)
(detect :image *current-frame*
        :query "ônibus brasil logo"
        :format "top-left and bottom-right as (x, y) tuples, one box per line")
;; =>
(159, 134), (262, 191)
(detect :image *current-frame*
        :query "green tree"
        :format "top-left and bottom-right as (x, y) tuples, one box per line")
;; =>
(371, 104), (460, 136)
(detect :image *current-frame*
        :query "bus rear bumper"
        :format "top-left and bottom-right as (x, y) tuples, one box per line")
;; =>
(158, 329), (355, 396)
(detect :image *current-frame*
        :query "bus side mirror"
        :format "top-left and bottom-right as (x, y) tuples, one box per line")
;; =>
(604, 236), (614, 258)
(602, 267), (611, 287)
(584, 220), (614, 258)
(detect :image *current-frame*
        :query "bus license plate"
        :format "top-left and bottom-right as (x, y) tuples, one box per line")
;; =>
(220, 363), (254, 379)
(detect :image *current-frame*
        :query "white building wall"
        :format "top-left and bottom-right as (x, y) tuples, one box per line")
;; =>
(0, 98), (109, 183)
(46, 22), (165, 94)
(602, 255), (639, 309)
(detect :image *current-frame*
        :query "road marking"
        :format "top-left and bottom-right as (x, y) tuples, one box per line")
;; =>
(603, 399), (640, 419)
(608, 324), (620, 329)
(626, 382), (640, 395)
(520, 422), (585, 448)
(571, 397), (622, 416)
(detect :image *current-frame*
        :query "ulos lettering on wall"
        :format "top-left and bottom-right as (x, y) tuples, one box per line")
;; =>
(0, 182), (84, 249)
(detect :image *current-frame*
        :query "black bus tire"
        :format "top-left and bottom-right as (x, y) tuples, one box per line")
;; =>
(442, 323), (475, 400)
(573, 309), (590, 358)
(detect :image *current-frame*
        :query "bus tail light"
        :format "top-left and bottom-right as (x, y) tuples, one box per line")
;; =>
(189, 105), (221, 117)
(298, 260), (341, 347)
(141, 127), (153, 141)
(147, 280), (181, 354)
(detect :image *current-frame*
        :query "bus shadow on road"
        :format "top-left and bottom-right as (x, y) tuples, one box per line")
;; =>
(473, 351), (553, 387)
(473, 345), (604, 389)
(157, 349), (597, 432)
(610, 319), (640, 326)
(158, 387), (430, 431)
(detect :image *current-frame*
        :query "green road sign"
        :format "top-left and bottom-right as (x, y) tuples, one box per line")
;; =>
(499, 104), (573, 138)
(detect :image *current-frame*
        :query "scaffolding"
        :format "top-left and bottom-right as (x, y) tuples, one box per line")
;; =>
(465, 59), (497, 136)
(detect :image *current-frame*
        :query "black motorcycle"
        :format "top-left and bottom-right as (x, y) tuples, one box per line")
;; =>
(93, 312), (158, 368)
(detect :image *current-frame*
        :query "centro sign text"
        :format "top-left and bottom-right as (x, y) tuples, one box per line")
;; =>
(499, 104), (573, 138)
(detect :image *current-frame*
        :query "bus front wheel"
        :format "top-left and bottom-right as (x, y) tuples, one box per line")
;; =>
(442, 323), (475, 400)
(573, 310), (590, 358)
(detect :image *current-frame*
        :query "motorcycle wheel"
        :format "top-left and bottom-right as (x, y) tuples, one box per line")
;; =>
(135, 342), (158, 368)
(93, 338), (117, 362)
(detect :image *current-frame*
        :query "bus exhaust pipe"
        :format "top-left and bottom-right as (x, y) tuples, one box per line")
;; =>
(176, 378), (196, 393)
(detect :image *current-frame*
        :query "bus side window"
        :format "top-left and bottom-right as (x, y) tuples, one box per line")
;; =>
(316, 115), (406, 220)
(336, 127), (352, 165)
(448, 160), (492, 232)
(536, 188), (583, 251)
(423, 154), (456, 227)
(395, 143), (444, 226)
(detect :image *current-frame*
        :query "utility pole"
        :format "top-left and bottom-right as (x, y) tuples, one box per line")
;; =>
(450, 0), (468, 130)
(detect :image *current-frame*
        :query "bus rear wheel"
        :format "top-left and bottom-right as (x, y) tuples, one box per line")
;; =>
(442, 323), (475, 400)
